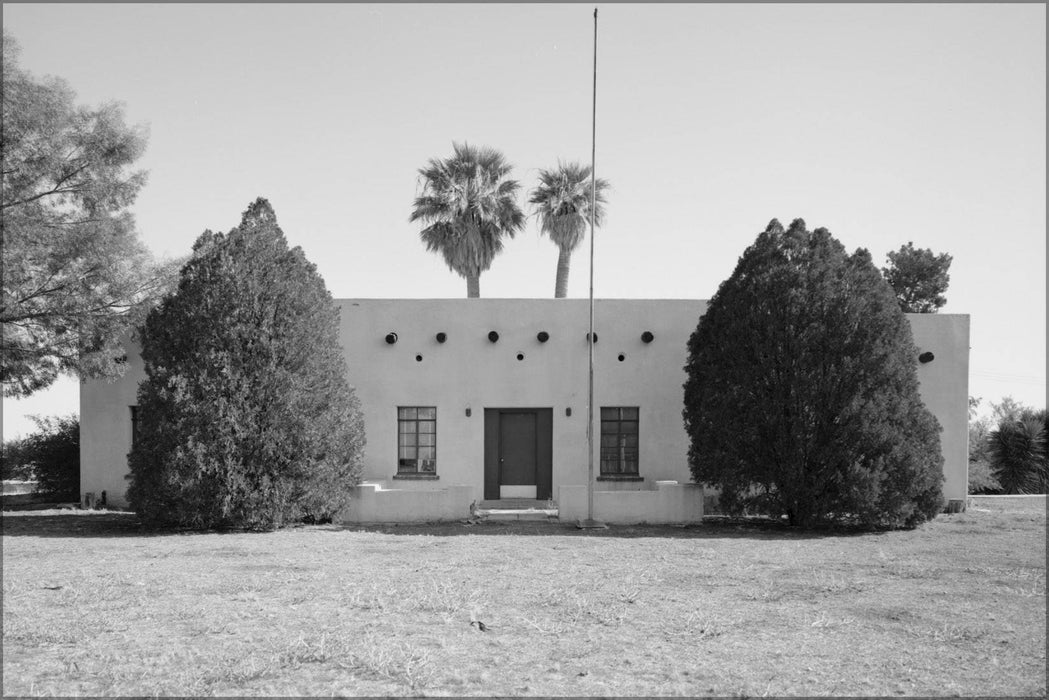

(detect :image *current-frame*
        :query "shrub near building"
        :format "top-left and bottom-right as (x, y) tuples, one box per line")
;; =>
(683, 219), (944, 529)
(127, 199), (365, 529)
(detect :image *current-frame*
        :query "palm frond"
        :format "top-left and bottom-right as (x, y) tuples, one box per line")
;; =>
(527, 161), (610, 251)
(410, 143), (524, 281)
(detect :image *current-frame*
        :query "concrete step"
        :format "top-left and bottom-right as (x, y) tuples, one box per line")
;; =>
(473, 498), (558, 521)
(478, 499), (554, 511)
(475, 508), (559, 521)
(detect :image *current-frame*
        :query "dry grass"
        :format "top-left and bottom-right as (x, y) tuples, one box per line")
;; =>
(2, 497), (1045, 696)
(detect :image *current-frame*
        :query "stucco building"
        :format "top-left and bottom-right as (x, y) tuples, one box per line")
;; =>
(80, 299), (970, 523)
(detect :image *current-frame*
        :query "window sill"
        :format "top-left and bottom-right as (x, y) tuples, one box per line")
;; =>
(392, 473), (440, 480)
(597, 475), (644, 482)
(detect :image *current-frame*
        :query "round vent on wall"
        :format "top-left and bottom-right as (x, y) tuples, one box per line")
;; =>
(537, 331), (550, 343)
(918, 351), (935, 364)
(385, 332), (398, 344)
(436, 332), (447, 343)
(641, 331), (654, 343)
(488, 331), (499, 343)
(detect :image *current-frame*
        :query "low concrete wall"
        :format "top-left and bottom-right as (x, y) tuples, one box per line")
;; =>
(339, 482), (475, 523)
(558, 481), (704, 524)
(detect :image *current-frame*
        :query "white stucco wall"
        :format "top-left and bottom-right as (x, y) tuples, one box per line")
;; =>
(79, 347), (145, 506)
(908, 313), (970, 501)
(79, 299), (970, 510)
(558, 482), (705, 524)
(340, 299), (702, 503)
(341, 483), (475, 523)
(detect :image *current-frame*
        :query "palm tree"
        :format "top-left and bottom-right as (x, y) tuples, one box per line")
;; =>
(528, 162), (609, 298)
(409, 143), (525, 298)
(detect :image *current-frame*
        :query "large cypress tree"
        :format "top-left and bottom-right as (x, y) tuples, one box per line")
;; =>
(127, 199), (364, 529)
(683, 218), (944, 529)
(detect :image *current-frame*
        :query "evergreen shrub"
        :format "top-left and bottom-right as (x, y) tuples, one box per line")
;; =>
(683, 219), (944, 529)
(127, 199), (365, 529)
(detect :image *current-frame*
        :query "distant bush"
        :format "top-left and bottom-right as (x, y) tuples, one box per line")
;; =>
(127, 199), (365, 529)
(967, 459), (1000, 495)
(2, 437), (33, 481)
(967, 404), (998, 494)
(1, 415), (79, 499)
(969, 399), (1047, 495)
(881, 241), (952, 313)
(683, 218), (944, 529)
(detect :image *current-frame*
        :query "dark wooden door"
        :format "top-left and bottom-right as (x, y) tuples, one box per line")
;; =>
(499, 412), (537, 485)
(484, 409), (553, 501)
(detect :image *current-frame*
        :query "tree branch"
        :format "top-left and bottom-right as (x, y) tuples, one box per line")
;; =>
(1, 161), (93, 210)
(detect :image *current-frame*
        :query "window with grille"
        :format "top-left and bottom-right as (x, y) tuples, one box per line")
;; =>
(398, 407), (436, 473)
(600, 407), (639, 475)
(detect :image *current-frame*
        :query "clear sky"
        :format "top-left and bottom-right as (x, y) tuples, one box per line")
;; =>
(2, 3), (1045, 439)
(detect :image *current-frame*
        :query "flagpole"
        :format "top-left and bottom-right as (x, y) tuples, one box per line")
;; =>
(579, 6), (605, 530)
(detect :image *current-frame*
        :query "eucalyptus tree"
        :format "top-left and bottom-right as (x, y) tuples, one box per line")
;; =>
(1, 31), (175, 396)
(409, 143), (525, 298)
(528, 162), (609, 298)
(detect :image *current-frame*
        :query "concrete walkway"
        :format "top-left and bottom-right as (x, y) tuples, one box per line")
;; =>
(475, 499), (559, 521)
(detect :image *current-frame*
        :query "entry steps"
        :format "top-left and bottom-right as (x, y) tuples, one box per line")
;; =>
(474, 499), (559, 521)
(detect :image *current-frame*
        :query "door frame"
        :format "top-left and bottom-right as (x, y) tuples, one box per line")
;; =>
(483, 408), (553, 501)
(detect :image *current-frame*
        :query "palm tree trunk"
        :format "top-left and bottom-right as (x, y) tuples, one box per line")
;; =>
(554, 246), (572, 298)
(466, 273), (480, 298)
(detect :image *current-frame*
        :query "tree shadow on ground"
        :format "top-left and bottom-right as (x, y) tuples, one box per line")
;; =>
(340, 517), (890, 540)
(2, 510), (890, 540)
(0, 511), (264, 539)
(2, 511), (149, 538)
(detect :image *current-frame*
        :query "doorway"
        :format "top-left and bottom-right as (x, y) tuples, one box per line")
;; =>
(483, 408), (553, 501)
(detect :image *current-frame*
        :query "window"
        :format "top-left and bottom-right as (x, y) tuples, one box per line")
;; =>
(600, 407), (639, 475)
(398, 407), (436, 473)
(130, 406), (140, 449)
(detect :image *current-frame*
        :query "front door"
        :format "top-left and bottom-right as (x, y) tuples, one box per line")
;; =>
(499, 412), (537, 497)
(484, 409), (553, 500)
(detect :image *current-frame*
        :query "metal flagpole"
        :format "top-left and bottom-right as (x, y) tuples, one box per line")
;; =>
(579, 6), (605, 530)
